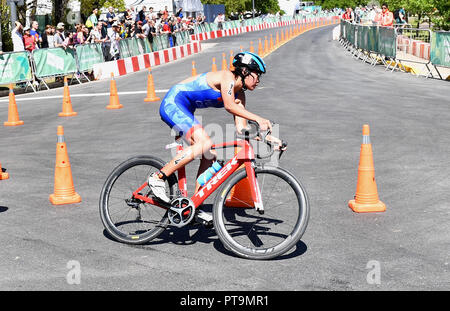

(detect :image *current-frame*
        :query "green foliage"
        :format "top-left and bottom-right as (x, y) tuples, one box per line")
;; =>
(431, 0), (450, 30)
(316, 0), (370, 10)
(201, 0), (280, 16)
(80, 0), (125, 18)
(1, 1), (13, 51)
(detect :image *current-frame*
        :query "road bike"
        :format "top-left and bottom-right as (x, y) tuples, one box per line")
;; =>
(99, 121), (309, 260)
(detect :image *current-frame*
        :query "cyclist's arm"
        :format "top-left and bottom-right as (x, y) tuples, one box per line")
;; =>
(220, 73), (271, 131)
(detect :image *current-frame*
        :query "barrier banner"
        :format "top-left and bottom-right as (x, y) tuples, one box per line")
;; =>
(0, 51), (32, 84)
(33, 48), (77, 77)
(367, 26), (378, 52)
(378, 26), (396, 58)
(347, 23), (356, 46)
(431, 32), (450, 68)
(119, 39), (133, 58)
(357, 25), (367, 50)
(75, 43), (104, 72)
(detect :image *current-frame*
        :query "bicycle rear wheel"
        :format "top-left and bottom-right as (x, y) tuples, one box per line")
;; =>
(213, 165), (309, 260)
(99, 155), (178, 244)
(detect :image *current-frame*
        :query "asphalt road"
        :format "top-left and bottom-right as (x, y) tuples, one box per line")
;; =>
(0, 24), (449, 291)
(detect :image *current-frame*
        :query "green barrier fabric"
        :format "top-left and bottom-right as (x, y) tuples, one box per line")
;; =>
(367, 26), (378, 52)
(378, 26), (396, 58)
(431, 32), (450, 68)
(76, 43), (104, 72)
(119, 39), (133, 58)
(0, 51), (32, 84)
(357, 25), (366, 50)
(33, 48), (77, 78)
(347, 23), (356, 46)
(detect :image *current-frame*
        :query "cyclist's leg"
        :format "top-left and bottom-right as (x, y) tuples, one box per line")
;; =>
(160, 125), (213, 177)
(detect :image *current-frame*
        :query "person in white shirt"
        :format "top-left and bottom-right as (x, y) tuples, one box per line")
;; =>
(11, 21), (25, 52)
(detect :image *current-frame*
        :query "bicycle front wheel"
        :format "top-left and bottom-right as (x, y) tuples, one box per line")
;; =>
(213, 165), (309, 260)
(99, 155), (178, 245)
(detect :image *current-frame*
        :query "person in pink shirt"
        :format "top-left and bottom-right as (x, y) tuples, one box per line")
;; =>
(22, 27), (36, 52)
(380, 3), (394, 27)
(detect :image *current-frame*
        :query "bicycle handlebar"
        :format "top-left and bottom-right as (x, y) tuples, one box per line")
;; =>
(236, 120), (288, 160)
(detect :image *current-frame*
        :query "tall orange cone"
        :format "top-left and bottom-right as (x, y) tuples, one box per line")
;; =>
(144, 67), (160, 102)
(348, 125), (386, 213)
(229, 50), (234, 71)
(258, 38), (263, 56)
(221, 53), (227, 71)
(0, 160), (9, 180)
(249, 41), (255, 53)
(211, 57), (217, 72)
(49, 126), (81, 205)
(4, 84), (24, 126)
(269, 34), (274, 51)
(59, 77), (77, 117)
(264, 36), (269, 55)
(191, 61), (197, 76)
(225, 147), (254, 208)
(276, 31), (280, 47)
(106, 73), (123, 109)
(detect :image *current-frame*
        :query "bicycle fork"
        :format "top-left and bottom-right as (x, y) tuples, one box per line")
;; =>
(245, 160), (264, 214)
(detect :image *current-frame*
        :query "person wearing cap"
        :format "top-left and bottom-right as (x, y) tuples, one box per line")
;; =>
(53, 23), (66, 48)
(109, 22), (121, 60)
(23, 26), (36, 52)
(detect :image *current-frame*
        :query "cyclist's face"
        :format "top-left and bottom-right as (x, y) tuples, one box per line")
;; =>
(244, 71), (261, 90)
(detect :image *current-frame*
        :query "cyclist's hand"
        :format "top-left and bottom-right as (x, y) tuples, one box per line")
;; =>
(256, 117), (272, 132)
(266, 135), (287, 151)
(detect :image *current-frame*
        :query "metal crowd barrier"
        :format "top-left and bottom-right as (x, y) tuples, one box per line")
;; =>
(339, 19), (449, 79)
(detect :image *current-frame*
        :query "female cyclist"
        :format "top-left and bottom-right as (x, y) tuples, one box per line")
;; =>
(148, 51), (284, 207)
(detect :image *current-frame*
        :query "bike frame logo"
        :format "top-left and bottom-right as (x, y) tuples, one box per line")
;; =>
(168, 116), (282, 167)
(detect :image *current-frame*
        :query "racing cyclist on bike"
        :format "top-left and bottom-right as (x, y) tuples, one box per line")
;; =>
(148, 52), (285, 214)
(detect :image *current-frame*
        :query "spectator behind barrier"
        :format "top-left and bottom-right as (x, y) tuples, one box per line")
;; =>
(23, 26), (36, 52)
(86, 8), (98, 30)
(30, 21), (42, 48)
(11, 21), (25, 52)
(380, 3), (394, 27)
(54, 22), (66, 48)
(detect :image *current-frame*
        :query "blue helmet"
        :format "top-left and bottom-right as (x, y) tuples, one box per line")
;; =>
(232, 51), (266, 74)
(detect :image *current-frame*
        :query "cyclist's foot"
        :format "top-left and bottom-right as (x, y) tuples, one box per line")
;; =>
(148, 173), (171, 203)
(195, 210), (213, 228)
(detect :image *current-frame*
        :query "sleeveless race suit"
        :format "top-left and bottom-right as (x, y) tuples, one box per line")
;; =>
(159, 73), (225, 139)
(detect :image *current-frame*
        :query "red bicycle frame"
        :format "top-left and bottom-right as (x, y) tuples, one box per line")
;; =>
(132, 139), (263, 211)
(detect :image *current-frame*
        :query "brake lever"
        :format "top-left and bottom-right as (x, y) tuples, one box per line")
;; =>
(278, 140), (288, 159)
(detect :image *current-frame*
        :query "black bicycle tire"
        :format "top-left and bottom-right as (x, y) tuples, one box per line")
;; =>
(99, 155), (178, 244)
(213, 165), (309, 260)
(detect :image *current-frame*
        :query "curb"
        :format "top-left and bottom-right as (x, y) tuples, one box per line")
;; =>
(93, 41), (202, 80)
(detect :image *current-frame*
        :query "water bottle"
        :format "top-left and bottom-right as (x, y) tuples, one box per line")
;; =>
(197, 161), (223, 186)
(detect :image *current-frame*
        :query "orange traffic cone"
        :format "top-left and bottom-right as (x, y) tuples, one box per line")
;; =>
(281, 29), (285, 43)
(229, 50), (235, 71)
(49, 126), (81, 205)
(191, 61), (197, 76)
(106, 73), (123, 109)
(276, 31), (280, 47)
(225, 147), (254, 208)
(144, 68), (160, 102)
(0, 160), (9, 180)
(221, 53), (227, 71)
(59, 77), (77, 117)
(4, 84), (24, 126)
(211, 57), (217, 72)
(264, 36), (269, 55)
(249, 41), (255, 53)
(269, 34), (274, 51)
(348, 125), (386, 213)
(258, 38), (263, 56)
